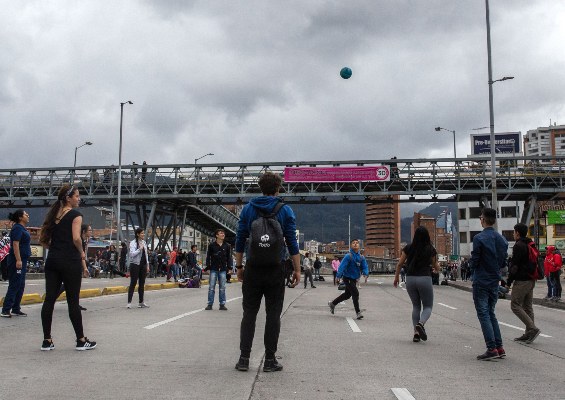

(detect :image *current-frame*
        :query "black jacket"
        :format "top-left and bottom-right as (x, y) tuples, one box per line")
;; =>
(205, 241), (232, 272)
(508, 237), (534, 285)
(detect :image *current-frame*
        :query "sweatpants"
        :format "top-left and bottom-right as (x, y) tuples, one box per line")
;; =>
(41, 257), (84, 340)
(405, 275), (434, 327)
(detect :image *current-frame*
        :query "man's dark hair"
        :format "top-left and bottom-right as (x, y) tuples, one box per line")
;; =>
(191, 244), (197, 251)
(258, 172), (282, 195)
(481, 207), (497, 225)
(514, 223), (528, 238)
(214, 229), (225, 237)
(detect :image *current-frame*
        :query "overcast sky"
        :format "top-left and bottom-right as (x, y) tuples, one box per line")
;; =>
(1, 0), (564, 170)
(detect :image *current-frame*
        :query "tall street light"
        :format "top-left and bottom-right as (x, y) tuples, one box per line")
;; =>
(485, 0), (514, 218)
(434, 127), (456, 159)
(117, 101), (133, 245)
(74, 141), (93, 168)
(194, 152), (214, 164)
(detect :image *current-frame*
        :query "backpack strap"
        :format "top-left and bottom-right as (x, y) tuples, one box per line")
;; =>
(257, 201), (285, 218)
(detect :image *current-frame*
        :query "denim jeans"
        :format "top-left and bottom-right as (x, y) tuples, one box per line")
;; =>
(208, 270), (226, 305)
(473, 284), (503, 350)
(1, 260), (27, 314)
(546, 275), (555, 297)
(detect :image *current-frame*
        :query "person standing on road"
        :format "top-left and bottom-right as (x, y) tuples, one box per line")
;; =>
(544, 246), (562, 302)
(39, 185), (96, 351)
(331, 256), (340, 285)
(394, 226), (439, 342)
(204, 229), (232, 311)
(1, 210), (31, 318)
(234, 172), (301, 373)
(303, 252), (315, 288)
(313, 256), (322, 281)
(508, 223), (541, 343)
(127, 228), (150, 309)
(470, 208), (508, 361)
(328, 239), (369, 320)
(167, 247), (178, 282)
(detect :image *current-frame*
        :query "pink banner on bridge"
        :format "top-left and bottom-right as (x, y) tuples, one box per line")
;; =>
(283, 166), (390, 182)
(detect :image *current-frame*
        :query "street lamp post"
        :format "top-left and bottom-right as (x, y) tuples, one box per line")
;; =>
(434, 127), (456, 159)
(117, 101), (133, 245)
(485, 0), (514, 217)
(74, 141), (93, 168)
(194, 153), (214, 165)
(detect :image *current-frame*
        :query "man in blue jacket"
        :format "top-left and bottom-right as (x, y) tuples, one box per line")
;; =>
(234, 172), (301, 373)
(328, 239), (369, 320)
(470, 207), (509, 361)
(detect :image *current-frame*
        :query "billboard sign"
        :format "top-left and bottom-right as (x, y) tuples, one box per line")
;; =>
(547, 210), (565, 225)
(471, 132), (521, 155)
(283, 166), (390, 182)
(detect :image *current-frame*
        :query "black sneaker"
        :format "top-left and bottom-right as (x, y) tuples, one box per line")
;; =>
(235, 356), (249, 371)
(415, 323), (427, 341)
(513, 333), (530, 342)
(41, 339), (55, 351)
(328, 301), (335, 314)
(311, 285), (316, 288)
(11, 311), (27, 317)
(0, 311), (11, 318)
(356, 312), (364, 320)
(263, 358), (283, 372)
(79, 305), (87, 311)
(205, 304), (213, 310)
(76, 337), (97, 351)
(413, 333), (420, 342)
(219, 304), (228, 311)
(476, 349), (498, 361)
(525, 328), (541, 344)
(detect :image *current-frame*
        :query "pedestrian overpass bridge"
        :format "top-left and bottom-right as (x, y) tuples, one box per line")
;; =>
(1, 155), (563, 248)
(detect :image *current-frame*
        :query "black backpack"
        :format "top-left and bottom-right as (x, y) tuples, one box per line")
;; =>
(247, 202), (285, 268)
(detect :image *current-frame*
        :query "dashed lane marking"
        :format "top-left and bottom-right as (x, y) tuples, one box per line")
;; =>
(391, 387), (416, 400)
(437, 302), (457, 310)
(345, 317), (362, 333)
(498, 321), (552, 338)
(144, 296), (242, 330)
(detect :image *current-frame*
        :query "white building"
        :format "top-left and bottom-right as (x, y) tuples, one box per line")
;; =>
(458, 201), (522, 258)
(524, 124), (565, 162)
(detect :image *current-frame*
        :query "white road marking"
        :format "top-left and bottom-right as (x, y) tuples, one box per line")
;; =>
(437, 302), (457, 310)
(533, 303), (565, 313)
(345, 317), (362, 333)
(391, 387), (416, 400)
(144, 296), (242, 330)
(498, 321), (552, 338)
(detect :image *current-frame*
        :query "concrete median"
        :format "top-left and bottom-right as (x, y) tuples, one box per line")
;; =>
(20, 293), (43, 305)
(144, 284), (162, 291)
(101, 286), (129, 295)
(80, 288), (103, 298)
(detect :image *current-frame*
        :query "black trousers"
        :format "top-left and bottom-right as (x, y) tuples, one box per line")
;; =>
(128, 263), (147, 303)
(332, 277), (360, 313)
(240, 265), (285, 359)
(41, 257), (84, 340)
(551, 270), (562, 298)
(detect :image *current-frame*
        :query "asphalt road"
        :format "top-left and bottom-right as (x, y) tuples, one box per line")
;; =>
(1, 276), (563, 400)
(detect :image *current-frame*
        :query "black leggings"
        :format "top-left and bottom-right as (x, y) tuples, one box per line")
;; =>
(41, 257), (84, 340)
(128, 263), (147, 303)
(332, 277), (360, 313)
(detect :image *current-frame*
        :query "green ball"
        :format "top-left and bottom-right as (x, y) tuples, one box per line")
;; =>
(340, 67), (352, 79)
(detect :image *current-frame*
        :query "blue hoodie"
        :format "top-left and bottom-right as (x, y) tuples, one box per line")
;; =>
(337, 249), (369, 280)
(235, 196), (299, 260)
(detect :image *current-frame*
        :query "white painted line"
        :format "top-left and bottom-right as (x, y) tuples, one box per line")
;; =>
(533, 303), (565, 313)
(144, 296), (242, 330)
(391, 387), (416, 400)
(437, 302), (457, 310)
(345, 317), (362, 333)
(498, 321), (552, 338)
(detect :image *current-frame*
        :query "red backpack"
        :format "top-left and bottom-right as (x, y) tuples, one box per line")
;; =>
(527, 242), (544, 280)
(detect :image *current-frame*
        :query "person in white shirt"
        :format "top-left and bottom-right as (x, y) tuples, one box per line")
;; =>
(127, 228), (150, 309)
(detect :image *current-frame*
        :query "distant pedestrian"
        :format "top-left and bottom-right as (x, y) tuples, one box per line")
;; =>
(470, 208), (508, 361)
(544, 245), (562, 302)
(1, 210), (31, 318)
(167, 247), (178, 282)
(39, 185), (96, 351)
(119, 242), (128, 273)
(204, 229), (232, 310)
(508, 223), (541, 343)
(394, 226), (439, 342)
(313, 256), (322, 281)
(303, 252), (315, 288)
(328, 239), (369, 320)
(460, 258), (469, 281)
(127, 228), (150, 309)
(0, 231), (9, 281)
(331, 256), (340, 285)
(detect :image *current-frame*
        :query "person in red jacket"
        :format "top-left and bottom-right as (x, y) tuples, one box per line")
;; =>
(167, 247), (178, 282)
(544, 246), (562, 302)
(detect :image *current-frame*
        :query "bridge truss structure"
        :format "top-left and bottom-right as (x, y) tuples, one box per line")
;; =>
(1, 155), (563, 248)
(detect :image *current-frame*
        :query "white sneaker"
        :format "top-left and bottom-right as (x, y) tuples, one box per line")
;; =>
(138, 303), (150, 308)
(126, 303), (131, 309)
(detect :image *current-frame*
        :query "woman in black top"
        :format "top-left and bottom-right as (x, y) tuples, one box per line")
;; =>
(39, 185), (96, 351)
(394, 226), (439, 342)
